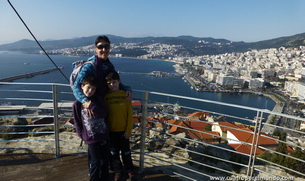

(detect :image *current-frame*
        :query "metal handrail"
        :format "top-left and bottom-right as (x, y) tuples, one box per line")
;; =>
(146, 133), (248, 168)
(134, 89), (305, 179)
(1, 82), (305, 180)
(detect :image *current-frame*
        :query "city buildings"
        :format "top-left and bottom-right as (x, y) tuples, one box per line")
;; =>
(46, 42), (305, 100)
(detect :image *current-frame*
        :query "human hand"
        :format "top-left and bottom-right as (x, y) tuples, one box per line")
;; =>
(83, 100), (94, 118)
(124, 132), (132, 139)
(125, 90), (132, 102)
(82, 99), (91, 109)
(86, 108), (95, 118)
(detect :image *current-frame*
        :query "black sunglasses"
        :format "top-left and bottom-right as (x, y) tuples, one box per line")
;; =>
(96, 44), (110, 49)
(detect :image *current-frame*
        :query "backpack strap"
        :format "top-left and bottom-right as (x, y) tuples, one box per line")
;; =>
(86, 61), (96, 77)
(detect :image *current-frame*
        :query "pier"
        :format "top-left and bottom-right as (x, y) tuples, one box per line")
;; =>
(184, 75), (196, 87)
(0, 67), (64, 82)
(119, 71), (149, 75)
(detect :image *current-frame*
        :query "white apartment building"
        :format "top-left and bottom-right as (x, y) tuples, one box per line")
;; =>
(249, 71), (258, 78)
(270, 82), (283, 87)
(262, 69), (276, 78)
(207, 71), (217, 82)
(249, 78), (264, 88)
(284, 81), (299, 97)
(233, 78), (244, 87)
(295, 73), (305, 79)
(217, 74), (234, 86)
(300, 121), (305, 131)
(297, 83), (305, 101)
(276, 69), (287, 76)
(186, 59), (192, 64)
(193, 60), (200, 66)
(175, 57), (188, 63)
(295, 68), (305, 76)
(265, 62), (275, 69)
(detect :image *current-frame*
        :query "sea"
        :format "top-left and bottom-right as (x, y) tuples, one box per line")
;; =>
(0, 51), (275, 123)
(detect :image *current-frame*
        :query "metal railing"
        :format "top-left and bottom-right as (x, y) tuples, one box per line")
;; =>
(0, 82), (81, 157)
(0, 82), (305, 180)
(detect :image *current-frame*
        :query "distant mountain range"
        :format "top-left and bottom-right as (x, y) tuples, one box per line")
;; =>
(1, 33), (305, 57)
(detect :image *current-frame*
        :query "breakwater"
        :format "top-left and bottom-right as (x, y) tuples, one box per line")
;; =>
(119, 71), (182, 77)
(0, 67), (64, 82)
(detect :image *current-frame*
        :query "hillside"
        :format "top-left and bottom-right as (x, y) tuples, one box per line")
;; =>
(0, 33), (305, 56)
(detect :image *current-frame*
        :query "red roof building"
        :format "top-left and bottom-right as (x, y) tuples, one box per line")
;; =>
(227, 127), (279, 155)
(132, 100), (141, 107)
(168, 119), (220, 144)
(187, 111), (210, 120)
(211, 121), (283, 155)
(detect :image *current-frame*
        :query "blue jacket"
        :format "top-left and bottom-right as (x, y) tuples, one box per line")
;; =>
(73, 55), (130, 103)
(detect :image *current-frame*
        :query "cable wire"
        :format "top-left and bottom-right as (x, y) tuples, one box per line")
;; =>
(7, 0), (69, 82)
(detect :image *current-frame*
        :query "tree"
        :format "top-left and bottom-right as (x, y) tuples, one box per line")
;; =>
(259, 151), (273, 162)
(270, 116), (277, 124)
(205, 124), (212, 131)
(271, 132), (287, 165)
(284, 146), (305, 175)
(259, 132), (305, 177)
(297, 103), (305, 110)
(273, 129), (281, 137)
(289, 101), (294, 107)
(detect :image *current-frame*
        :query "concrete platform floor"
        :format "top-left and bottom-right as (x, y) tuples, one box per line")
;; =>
(0, 153), (181, 181)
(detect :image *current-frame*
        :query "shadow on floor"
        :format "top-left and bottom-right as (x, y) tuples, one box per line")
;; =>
(0, 153), (181, 181)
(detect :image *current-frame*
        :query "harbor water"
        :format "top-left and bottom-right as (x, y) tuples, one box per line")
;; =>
(0, 51), (275, 122)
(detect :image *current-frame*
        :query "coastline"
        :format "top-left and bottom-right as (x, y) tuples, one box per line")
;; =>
(172, 63), (280, 111)
(110, 55), (175, 63)
(172, 63), (282, 131)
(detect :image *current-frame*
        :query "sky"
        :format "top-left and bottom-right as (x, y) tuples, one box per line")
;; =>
(1, 0), (305, 45)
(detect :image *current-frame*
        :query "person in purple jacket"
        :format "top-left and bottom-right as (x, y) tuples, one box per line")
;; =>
(72, 76), (110, 181)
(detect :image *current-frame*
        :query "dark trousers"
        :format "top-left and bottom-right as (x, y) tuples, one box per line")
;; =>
(109, 131), (134, 173)
(88, 142), (109, 181)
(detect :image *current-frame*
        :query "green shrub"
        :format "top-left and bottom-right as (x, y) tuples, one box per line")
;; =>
(1, 134), (13, 140)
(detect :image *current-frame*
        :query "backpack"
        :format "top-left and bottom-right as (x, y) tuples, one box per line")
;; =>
(70, 60), (95, 147)
(69, 60), (96, 91)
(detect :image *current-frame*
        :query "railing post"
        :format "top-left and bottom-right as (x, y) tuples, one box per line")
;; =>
(250, 111), (264, 176)
(139, 92), (148, 174)
(52, 84), (60, 158)
(247, 110), (263, 176)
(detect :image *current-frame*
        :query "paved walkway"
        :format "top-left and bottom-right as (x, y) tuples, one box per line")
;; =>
(261, 93), (284, 134)
(0, 153), (181, 181)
